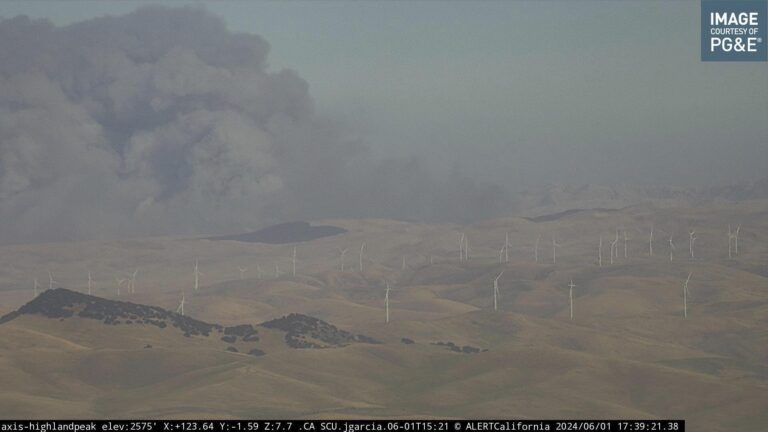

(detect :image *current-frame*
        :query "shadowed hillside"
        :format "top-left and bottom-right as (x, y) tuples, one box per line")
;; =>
(208, 222), (347, 244)
(0, 288), (378, 353)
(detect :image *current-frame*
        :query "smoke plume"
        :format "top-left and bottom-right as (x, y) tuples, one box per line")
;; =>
(0, 6), (512, 243)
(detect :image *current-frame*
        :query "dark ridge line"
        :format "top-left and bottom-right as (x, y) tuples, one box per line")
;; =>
(0, 288), (378, 348)
(523, 207), (623, 223)
(206, 221), (347, 244)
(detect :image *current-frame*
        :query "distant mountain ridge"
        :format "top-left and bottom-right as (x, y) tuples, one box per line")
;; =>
(516, 178), (768, 218)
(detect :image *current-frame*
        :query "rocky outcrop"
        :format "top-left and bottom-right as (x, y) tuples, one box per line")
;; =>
(260, 313), (380, 348)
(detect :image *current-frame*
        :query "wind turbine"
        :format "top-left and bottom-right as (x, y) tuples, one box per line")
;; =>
(33, 278), (38, 297)
(359, 242), (366, 273)
(385, 281), (391, 324)
(256, 264), (263, 279)
(669, 234), (675, 262)
(87, 271), (92, 295)
(176, 290), (185, 316)
(115, 277), (127, 297)
(568, 279), (576, 320)
(459, 233), (465, 262)
(339, 248), (348, 272)
(292, 247), (297, 277)
(130, 269), (138, 294)
(609, 234), (618, 265)
(649, 225), (654, 257)
(598, 235), (603, 267)
(505, 231), (510, 263)
(728, 225), (741, 257)
(275, 263), (280, 278)
(689, 230), (696, 259)
(402, 255), (407, 271)
(238, 267), (248, 280)
(48, 271), (57, 290)
(493, 271), (504, 311)
(194, 259), (203, 291)
(623, 231), (631, 259)
(728, 225), (735, 259)
(552, 236), (561, 264)
(608, 237), (614, 264)
(499, 247), (505, 264)
(683, 272), (692, 318)
(464, 236), (470, 260)
(534, 235), (540, 263)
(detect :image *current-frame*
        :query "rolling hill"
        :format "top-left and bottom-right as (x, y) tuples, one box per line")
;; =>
(0, 202), (766, 429)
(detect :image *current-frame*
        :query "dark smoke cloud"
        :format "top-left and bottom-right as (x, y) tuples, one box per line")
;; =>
(0, 6), (512, 244)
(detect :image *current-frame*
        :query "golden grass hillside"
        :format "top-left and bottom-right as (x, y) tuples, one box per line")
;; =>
(0, 202), (766, 430)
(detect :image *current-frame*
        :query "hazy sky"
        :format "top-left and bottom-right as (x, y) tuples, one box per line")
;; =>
(2, 0), (766, 189)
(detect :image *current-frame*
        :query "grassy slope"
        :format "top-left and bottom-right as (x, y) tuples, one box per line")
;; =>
(0, 203), (766, 429)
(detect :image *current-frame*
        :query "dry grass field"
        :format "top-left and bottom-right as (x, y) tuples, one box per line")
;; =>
(1, 201), (767, 430)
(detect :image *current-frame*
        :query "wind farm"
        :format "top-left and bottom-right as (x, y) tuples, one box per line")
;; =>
(0, 199), (766, 429)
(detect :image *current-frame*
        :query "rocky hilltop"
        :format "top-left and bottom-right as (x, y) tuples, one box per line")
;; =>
(0, 288), (378, 352)
(262, 313), (379, 348)
(1, 287), (220, 337)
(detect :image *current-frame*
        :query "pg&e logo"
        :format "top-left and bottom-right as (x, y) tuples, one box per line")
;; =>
(701, 0), (767, 61)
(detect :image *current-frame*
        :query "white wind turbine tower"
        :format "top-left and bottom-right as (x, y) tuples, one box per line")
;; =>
(130, 269), (138, 294)
(385, 281), (391, 324)
(534, 235), (541, 263)
(688, 230), (697, 259)
(176, 290), (185, 316)
(608, 237), (614, 264)
(493, 271), (504, 311)
(275, 263), (280, 278)
(48, 271), (57, 290)
(33, 278), (38, 297)
(728, 225), (735, 259)
(568, 279), (576, 320)
(683, 272), (692, 318)
(464, 236), (470, 260)
(459, 233), (465, 262)
(238, 267), (248, 280)
(115, 277), (127, 297)
(552, 235), (561, 264)
(623, 231), (631, 259)
(339, 248), (348, 272)
(292, 247), (297, 277)
(499, 247), (505, 264)
(359, 242), (366, 273)
(649, 226), (654, 257)
(505, 231), (510, 263)
(730, 225), (741, 256)
(669, 234), (675, 262)
(257, 264), (263, 279)
(87, 271), (92, 295)
(598, 235), (603, 267)
(402, 255), (407, 271)
(727, 225), (742, 258)
(609, 234), (618, 265)
(194, 259), (203, 291)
